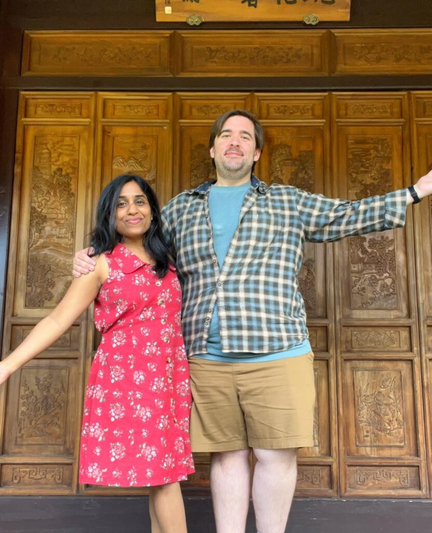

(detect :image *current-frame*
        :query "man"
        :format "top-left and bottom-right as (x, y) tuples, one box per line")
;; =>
(74, 110), (432, 533)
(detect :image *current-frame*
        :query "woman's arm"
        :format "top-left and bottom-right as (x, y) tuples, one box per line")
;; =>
(0, 254), (108, 384)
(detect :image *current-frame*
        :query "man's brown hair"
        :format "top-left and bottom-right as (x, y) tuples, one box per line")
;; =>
(208, 109), (265, 151)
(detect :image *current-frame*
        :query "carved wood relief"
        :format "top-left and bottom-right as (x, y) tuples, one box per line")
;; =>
(22, 31), (173, 77)
(344, 360), (417, 457)
(346, 466), (420, 494)
(334, 30), (432, 75)
(21, 30), (432, 78)
(98, 94), (173, 206)
(334, 93), (427, 497)
(1, 464), (73, 490)
(3, 360), (79, 456)
(178, 31), (329, 77)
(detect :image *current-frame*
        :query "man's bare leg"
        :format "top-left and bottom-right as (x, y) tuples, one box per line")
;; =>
(210, 449), (251, 533)
(252, 448), (297, 533)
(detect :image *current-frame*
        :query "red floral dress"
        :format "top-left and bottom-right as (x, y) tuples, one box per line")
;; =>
(79, 244), (194, 487)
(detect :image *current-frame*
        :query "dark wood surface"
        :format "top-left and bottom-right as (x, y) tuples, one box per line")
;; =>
(0, 497), (432, 533)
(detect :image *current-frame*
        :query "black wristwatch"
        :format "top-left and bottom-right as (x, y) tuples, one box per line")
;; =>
(408, 185), (422, 204)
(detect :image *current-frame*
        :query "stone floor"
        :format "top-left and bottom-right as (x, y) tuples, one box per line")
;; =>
(0, 497), (431, 532)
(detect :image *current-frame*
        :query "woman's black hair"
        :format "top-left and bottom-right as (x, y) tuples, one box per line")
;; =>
(89, 174), (174, 278)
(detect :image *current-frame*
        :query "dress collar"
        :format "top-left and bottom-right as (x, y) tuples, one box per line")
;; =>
(108, 244), (148, 274)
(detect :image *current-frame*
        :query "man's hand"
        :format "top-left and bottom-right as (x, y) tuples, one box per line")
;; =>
(412, 169), (432, 201)
(0, 362), (12, 386)
(73, 247), (96, 277)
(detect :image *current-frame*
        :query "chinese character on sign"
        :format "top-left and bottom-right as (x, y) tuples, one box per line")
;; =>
(276, 0), (335, 4)
(241, 0), (259, 6)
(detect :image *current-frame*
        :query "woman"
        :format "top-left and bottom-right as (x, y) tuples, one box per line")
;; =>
(0, 174), (194, 533)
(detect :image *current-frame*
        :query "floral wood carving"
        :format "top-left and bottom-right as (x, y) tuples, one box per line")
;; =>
(50, 43), (157, 67)
(204, 46), (308, 67)
(347, 43), (432, 66)
(352, 330), (399, 350)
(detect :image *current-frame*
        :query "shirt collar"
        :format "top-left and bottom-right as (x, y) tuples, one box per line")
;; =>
(189, 175), (268, 195)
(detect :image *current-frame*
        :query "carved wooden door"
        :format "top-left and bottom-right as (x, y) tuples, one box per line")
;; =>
(0, 90), (431, 498)
(332, 93), (428, 497)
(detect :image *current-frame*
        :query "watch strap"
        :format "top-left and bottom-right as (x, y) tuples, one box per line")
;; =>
(408, 185), (421, 204)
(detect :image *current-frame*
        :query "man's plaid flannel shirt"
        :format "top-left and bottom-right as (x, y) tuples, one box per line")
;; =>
(162, 176), (407, 357)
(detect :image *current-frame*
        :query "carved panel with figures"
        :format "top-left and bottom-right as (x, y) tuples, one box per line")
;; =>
(97, 94), (173, 207)
(3, 360), (79, 457)
(342, 360), (417, 456)
(11, 120), (93, 317)
(334, 125), (409, 319)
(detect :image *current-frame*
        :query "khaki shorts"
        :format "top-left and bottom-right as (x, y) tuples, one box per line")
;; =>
(189, 352), (315, 452)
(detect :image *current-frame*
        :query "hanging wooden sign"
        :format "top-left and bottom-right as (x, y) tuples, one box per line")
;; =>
(155, 0), (351, 24)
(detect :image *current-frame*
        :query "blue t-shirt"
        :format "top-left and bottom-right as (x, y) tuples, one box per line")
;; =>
(195, 182), (311, 362)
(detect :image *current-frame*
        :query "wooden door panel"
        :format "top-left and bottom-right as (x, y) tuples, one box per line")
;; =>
(254, 94), (337, 497)
(410, 92), (432, 495)
(336, 126), (409, 319)
(0, 93), (95, 495)
(13, 124), (91, 318)
(4, 360), (79, 456)
(174, 93), (251, 195)
(333, 93), (427, 498)
(97, 93), (173, 207)
(257, 123), (327, 319)
(342, 360), (417, 456)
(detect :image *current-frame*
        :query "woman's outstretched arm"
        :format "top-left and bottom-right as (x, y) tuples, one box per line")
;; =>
(0, 255), (108, 384)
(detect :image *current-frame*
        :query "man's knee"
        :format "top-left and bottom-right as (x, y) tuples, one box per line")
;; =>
(211, 449), (251, 468)
(253, 448), (298, 468)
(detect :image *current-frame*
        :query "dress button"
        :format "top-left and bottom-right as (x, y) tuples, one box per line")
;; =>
(166, 357), (172, 363)
(168, 376), (173, 383)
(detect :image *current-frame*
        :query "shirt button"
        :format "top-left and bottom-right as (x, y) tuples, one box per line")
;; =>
(217, 282), (222, 288)
(213, 259), (217, 264)
(205, 320), (210, 326)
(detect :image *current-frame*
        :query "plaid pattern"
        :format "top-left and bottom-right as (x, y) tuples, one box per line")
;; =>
(162, 176), (407, 356)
